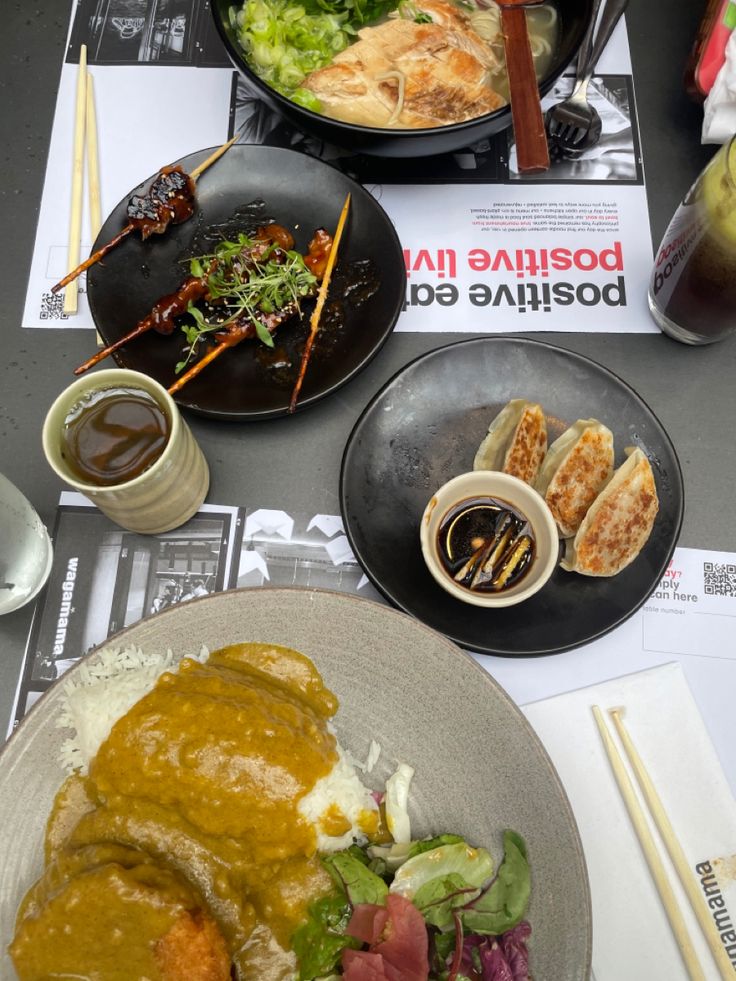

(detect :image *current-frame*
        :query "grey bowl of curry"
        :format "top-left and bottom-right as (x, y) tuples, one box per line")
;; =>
(0, 587), (591, 979)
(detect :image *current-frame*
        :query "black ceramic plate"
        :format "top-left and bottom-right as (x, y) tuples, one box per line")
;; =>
(340, 337), (684, 657)
(86, 145), (404, 420)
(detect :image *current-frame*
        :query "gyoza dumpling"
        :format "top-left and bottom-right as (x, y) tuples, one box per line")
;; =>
(473, 400), (547, 485)
(536, 419), (614, 537)
(561, 447), (659, 577)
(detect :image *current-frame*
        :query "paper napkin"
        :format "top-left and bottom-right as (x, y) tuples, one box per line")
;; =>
(703, 27), (736, 143)
(523, 663), (736, 980)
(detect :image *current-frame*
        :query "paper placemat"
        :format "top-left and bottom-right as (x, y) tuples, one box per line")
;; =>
(524, 663), (736, 980)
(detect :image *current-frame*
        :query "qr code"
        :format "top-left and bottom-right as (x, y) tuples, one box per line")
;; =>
(39, 291), (68, 321)
(703, 562), (736, 596)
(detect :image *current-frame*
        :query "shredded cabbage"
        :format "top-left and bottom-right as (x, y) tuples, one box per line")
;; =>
(384, 762), (414, 843)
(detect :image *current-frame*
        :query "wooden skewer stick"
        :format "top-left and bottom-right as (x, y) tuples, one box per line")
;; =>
(591, 706), (706, 981)
(52, 134), (240, 295)
(168, 339), (233, 395)
(52, 224), (135, 294)
(74, 316), (156, 375)
(609, 708), (736, 981)
(190, 133), (240, 180)
(288, 192), (351, 414)
(63, 44), (88, 315)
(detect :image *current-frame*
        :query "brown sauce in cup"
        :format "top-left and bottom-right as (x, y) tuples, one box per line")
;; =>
(61, 386), (170, 486)
(437, 496), (535, 593)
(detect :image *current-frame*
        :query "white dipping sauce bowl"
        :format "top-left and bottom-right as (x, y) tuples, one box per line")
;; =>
(420, 471), (559, 608)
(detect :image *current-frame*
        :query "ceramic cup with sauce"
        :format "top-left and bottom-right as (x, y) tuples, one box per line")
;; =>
(420, 471), (559, 608)
(42, 369), (209, 535)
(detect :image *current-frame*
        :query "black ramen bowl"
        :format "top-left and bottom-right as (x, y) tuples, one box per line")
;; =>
(212, 0), (594, 157)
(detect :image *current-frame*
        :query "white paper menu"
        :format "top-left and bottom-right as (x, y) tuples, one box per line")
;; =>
(22, 5), (657, 335)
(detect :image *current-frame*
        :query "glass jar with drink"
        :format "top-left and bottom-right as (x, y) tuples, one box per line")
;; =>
(648, 134), (736, 344)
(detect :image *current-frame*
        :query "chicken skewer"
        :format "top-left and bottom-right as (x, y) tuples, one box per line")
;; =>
(51, 135), (240, 294)
(74, 224), (334, 397)
(168, 227), (335, 396)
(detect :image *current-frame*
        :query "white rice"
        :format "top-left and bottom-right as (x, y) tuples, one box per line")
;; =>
(298, 742), (379, 853)
(57, 643), (208, 774)
(56, 643), (379, 851)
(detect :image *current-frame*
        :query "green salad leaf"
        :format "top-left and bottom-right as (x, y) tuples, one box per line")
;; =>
(407, 833), (465, 859)
(323, 851), (389, 906)
(389, 841), (494, 902)
(413, 871), (476, 930)
(459, 830), (531, 936)
(291, 893), (361, 980)
(314, 0), (399, 25)
(176, 232), (317, 371)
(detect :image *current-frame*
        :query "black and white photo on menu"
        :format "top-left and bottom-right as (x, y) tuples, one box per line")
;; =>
(10, 495), (378, 728)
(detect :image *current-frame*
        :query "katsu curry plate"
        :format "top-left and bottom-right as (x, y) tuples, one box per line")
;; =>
(0, 589), (591, 980)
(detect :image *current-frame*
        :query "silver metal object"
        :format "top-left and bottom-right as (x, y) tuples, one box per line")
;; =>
(546, 0), (629, 155)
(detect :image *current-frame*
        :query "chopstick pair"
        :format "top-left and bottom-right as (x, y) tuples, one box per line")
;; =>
(592, 705), (735, 981)
(63, 43), (102, 316)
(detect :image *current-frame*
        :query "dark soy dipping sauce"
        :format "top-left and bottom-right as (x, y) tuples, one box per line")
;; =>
(437, 496), (535, 593)
(62, 387), (170, 486)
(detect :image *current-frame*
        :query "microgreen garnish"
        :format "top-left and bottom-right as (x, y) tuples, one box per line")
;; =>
(176, 232), (317, 373)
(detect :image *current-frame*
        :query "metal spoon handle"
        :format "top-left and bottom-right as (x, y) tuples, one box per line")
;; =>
(584, 0), (629, 83)
(574, 0), (605, 86)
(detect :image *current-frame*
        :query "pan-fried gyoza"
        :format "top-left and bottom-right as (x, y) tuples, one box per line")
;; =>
(472, 403), (660, 578)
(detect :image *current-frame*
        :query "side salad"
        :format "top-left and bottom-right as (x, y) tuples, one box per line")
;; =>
(292, 829), (532, 980)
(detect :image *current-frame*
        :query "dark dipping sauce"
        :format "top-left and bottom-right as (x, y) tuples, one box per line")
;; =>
(437, 496), (535, 593)
(62, 386), (170, 486)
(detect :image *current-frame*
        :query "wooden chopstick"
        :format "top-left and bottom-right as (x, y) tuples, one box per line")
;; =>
(85, 71), (104, 346)
(63, 44), (88, 315)
(609, 708), (736, 980)
(591, 706), (707, 981)
(499, 4), (549, 174)
(86, 72), (101, 240)
(288, 192), (351, 413)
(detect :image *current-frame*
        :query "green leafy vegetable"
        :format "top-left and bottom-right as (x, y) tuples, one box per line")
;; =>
(176, 232), (317, 372)
(315, 0), (399, 26)
(459, 830), (531, 936)
(390, 841), (494, 902)
(291, 893), (361, 980)
(396, 0), (433, 22)
(413, 871), (477, 930)
(229, 0), (356, 107)
(290, 832), (531, 980)
(407, 834), (465, 859)
(323, 851), (389, 906)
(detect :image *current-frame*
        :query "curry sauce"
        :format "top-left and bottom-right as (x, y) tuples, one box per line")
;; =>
(10, 643), (343, 980)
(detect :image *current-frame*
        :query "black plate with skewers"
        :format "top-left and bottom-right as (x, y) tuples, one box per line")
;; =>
(86, 144), (405, 420)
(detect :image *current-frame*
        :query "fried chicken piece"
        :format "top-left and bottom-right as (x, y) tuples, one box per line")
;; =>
(155, 909), (232, 981)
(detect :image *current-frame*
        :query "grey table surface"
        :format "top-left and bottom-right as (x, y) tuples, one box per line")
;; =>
(1, 0), (735, 733)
